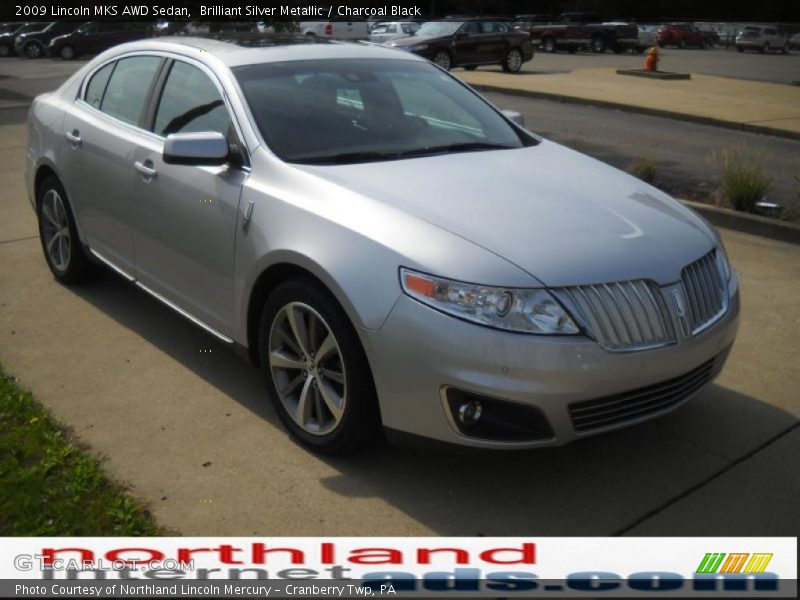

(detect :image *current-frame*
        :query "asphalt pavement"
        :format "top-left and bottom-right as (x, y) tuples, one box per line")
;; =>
(1, 53), (799, 537)
(519, 47), (800, 85)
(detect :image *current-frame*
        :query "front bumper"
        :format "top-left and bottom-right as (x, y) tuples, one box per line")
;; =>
(361, 272), (740, 449)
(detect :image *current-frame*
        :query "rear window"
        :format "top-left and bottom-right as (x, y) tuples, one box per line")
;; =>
(99, 56), (161, 126)
(84, 62), (115, 109)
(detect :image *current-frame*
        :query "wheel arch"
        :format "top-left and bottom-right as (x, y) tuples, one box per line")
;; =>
(244, 256), (371, 368)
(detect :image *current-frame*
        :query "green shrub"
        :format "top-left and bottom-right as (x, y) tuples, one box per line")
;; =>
(628, 157), (658, 184)
(713, 146), (772, 213)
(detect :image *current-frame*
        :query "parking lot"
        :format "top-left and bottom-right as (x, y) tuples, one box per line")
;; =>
(1, 49), (799, 537)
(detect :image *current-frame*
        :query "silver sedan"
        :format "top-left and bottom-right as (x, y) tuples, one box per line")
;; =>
(25, 37), (739, 453)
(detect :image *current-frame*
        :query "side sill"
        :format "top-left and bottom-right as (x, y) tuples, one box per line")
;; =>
(89, 248), (234, 344)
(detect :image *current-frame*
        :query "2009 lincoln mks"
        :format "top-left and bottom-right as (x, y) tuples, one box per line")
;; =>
(26, 37), (739, 453)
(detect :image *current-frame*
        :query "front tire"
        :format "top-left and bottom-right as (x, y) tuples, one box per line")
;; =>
(59, 45), (75, 60)
(36, 176), (100, 284)
(24, 42), (43, 59)
(590, 35), (605, 53)
(761, 42), (770, 54)
(432, 49), (452, 70)
(259, 279), (381, 454)
(502, 48), (523, 72)
(541, 37), (556, 53)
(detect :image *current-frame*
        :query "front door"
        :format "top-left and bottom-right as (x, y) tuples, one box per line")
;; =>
(128, 59), (246, 335)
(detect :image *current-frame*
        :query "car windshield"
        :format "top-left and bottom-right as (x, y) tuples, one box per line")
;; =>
(19, 23), (48, 34)
(234, 58), (531, 165)
(416, 21), (463, 36)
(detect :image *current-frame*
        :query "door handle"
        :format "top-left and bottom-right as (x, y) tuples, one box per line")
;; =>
(134, 160), (157, 180)
(65, 130), (82, 147)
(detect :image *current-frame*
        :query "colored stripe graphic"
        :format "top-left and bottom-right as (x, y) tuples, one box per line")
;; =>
(744, 553), (773, 574)
(696, 552), (773, 574)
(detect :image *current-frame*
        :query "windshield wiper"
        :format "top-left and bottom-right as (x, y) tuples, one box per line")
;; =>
(394, 142), (517, 158)
(291, 151), (395, 165)
(292, 143), (516, 165)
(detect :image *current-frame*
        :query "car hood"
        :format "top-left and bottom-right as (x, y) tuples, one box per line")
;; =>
(389, 34), (449, 47)
(294, 140), (716, 287)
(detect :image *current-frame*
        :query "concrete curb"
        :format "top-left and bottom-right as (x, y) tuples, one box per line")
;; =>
(469, 83), (800, 142)
(680, 200), (800, 245)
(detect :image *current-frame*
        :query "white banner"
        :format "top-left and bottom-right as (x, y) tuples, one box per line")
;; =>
(0, 537), (796, 597)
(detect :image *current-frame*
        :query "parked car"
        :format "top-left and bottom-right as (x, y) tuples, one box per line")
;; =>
(530, 13), (638, 54)
(26, 37), (739, 453)
(511, 14), (555, 34)
(47, 21), (150, 60)
(656, 23), (706, 48)
(735, 25), (790, 54)
(790, 32), (800, 51)
(15, 21), (85, 58)
(636, 24), (659, 52)
(300, 20), (369, 40)
(369, 21), (420, 44)
(0, 22), (38, 56)
(388, 19), (533, 71)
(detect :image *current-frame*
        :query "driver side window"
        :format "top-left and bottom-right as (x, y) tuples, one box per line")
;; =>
(153, 61), (232, 137)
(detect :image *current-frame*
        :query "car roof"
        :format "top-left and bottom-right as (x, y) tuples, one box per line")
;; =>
(104, 36), (425, 67)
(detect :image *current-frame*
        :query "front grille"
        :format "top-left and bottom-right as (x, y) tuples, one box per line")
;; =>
(681, 250), (728, 334)
(556, 280), (676, 351)
(568, 353), (725, 432)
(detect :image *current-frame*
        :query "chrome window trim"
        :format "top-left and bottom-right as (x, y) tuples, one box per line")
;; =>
(75, 49), (252, 165)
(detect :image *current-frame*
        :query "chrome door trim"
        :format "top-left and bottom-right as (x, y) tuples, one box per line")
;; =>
(89, 248), (135, 281)
(134, 280), (234, 343)
(89, 248), (233, 344)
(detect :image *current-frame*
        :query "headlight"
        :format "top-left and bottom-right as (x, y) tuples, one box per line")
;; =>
(716, 243), (731, 281)
(400, 268), (579, 335)
(409, 43), (429, 51)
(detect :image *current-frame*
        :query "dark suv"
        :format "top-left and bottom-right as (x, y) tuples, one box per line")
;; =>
(48, 21), (150, 60)
(387, 19), (533, 72)
(14, 21), (85, 58)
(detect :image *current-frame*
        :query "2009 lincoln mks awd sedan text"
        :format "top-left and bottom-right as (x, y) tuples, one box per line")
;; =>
(26, 37), (739, 453)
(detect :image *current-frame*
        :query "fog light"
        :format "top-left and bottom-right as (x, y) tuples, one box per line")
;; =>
(458, 400), (482, 425)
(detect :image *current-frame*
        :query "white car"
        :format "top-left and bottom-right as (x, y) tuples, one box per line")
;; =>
(369, 21), (420, 44)
(636, 25), (659, 52)
(736, 25), (789, 53)
(300, 21), (369, 40)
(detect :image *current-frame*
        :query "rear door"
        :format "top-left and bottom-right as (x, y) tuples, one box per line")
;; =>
(61, 55), (164, 273)
(128, 58), (247, 335)
(454, 21), (482, 64)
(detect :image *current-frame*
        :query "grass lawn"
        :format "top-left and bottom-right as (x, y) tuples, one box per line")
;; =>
(0, 364), (162, 535)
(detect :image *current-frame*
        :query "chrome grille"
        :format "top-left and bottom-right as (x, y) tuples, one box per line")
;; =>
(568, 350), (728, 432)
(681, 250), (728, 334)
(556, 280), (676, 351)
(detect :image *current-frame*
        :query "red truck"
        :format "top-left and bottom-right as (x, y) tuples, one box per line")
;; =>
(528, 12), (638, 54)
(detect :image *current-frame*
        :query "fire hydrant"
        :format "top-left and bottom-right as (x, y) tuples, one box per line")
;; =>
(644, 46), (659, 71)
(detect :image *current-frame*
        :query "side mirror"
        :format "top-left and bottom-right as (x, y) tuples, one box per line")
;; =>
(501, 109), (525, 127)
(163, 131), (229, 166)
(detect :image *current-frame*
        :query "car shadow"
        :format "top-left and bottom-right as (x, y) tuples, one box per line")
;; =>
(67, 271), (798, 536)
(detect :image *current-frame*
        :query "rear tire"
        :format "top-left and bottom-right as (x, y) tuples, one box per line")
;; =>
(36, 176), (100, 284)
(679, 39), (686, 49)
(541, 37), (555, 53)
(259, 278), (382, 454)
(501, 48), (523, 72)
(590, 35), (605, 53)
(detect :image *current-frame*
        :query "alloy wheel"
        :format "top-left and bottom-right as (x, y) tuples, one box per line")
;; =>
(433, 50), (451, 70)
(25, 43), (42, 58)
(60, 46), (75, 60)
(506, 49), (523, 72)
(40, 189), (71, 273)
(268, 302), (347, 436)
